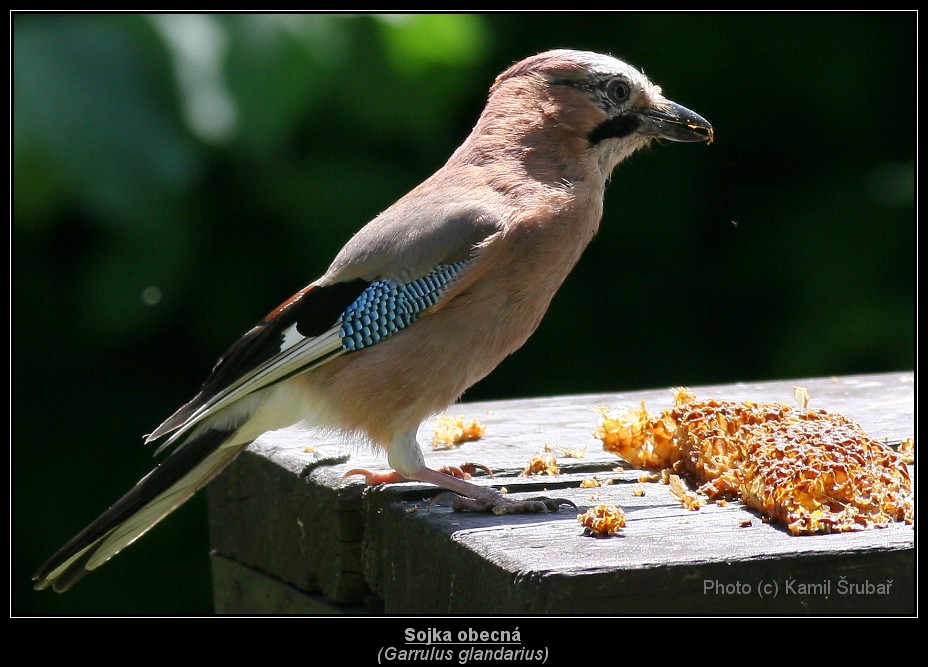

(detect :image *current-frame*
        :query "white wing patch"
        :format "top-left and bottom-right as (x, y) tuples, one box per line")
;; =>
(154, 326), (345, 455)
(279, 322), (305, 352)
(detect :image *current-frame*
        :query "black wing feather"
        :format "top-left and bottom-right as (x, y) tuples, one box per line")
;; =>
(33, 427), (232, 592)
(148, 279), (368, 442)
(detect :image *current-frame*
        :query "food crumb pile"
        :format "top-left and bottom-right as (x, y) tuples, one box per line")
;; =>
(594, 388), (913, 535)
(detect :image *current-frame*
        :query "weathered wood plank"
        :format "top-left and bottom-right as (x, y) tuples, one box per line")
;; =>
(207, 372), (914, 614)
(206, 447), (368, 604)
(210, 553), (371, 614)
(364, 485), (913, 613)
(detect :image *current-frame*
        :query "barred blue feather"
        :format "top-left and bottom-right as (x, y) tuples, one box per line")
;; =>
(339, 262), (468, 351)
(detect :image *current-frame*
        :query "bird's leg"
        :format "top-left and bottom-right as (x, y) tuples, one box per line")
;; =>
(412, 466), (576, 514)
(345, 429), (574, 514)
(343, 464), (574, 514)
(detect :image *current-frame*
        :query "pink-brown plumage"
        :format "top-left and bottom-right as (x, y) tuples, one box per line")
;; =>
(34, 49), (712, 592)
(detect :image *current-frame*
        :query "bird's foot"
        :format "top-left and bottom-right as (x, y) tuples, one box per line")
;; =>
(345, 464), (571, 514)
(342, 469), (407, 485)
(432, 487), (576, 514)
(343, 462), (493, 486)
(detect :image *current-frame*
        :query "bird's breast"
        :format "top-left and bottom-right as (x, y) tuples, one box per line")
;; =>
(307, 199), (602, 446)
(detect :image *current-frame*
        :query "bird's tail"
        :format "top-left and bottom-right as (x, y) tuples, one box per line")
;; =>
(33, 426), (244, 593)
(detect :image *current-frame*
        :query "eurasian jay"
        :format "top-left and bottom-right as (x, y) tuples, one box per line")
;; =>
(34, 49), (713, 592)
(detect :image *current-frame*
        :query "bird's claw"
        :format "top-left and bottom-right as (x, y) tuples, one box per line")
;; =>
(490, 496), (577, 514)
(429, 489), (576, 514)
(436, 462), (494, 480)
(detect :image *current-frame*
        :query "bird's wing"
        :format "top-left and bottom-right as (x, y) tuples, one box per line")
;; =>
(35, 206), (501, 592)
(145, 279), (366, 447)
(147, 203), (501, 451)
(33, 427), (241, 591)
(320, 185), (502, 284)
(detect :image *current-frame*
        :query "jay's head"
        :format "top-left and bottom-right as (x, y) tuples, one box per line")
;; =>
(476, 49), (713, 179)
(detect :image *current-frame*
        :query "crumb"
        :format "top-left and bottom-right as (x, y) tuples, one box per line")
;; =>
(557, 445), (587, 458)
(739, 519), (753, 528)
(522, 455), (560, 476)
(580, 477), (601, 488)
(540, 443), (586, 458)
(668, 474), (704, 510)
(899, 437), (914, 464)
(793, 385), (810, 410)
(632, 485), (646, 497)
(432, 415), (485, 450)
(578, 504), (626, 537)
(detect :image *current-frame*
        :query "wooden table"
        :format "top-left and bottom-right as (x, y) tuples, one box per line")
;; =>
(207, 372), (915, 614)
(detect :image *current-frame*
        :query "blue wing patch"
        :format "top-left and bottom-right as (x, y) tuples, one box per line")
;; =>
(339, 261), (468, 351)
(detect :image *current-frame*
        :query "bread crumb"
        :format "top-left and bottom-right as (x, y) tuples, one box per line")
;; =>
(578, 504), (627, 537)
(522, 455), (560, 476)
(432, 415), (485, 450)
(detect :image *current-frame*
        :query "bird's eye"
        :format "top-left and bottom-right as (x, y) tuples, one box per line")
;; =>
(608, 80), (630, 103)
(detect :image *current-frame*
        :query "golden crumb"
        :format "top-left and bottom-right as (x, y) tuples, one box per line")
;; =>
(303, 446), (315, 453)
(716, 499), (728, 507)
(668, 474), (704, 510)
(672, 387), (697, 405)
(578, 504), (627, 537)
(594, 388), (913, 534)
(557, 445), (587, 458)
(580, 477), (601, 488)
(899, 437), (914, 464)
(632, 485), (646, 497)
(638, 473), (659, 483)
(522, 455), (560, 476)
(431, 415), (485, 450)
(540, 443), (586, 458)
(793, 386), (811, 410)
(739, 519), (753, 528)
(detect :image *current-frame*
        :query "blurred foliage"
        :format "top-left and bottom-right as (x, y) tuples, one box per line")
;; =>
(13, 13), (914, 615)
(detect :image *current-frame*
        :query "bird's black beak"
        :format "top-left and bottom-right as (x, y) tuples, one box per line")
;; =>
(639, 101), (714, 143)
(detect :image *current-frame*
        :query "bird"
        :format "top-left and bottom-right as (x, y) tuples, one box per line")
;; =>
(33, 49), (713, 593)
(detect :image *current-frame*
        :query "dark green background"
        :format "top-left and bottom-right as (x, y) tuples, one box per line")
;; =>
(13, 13), (915, 615)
